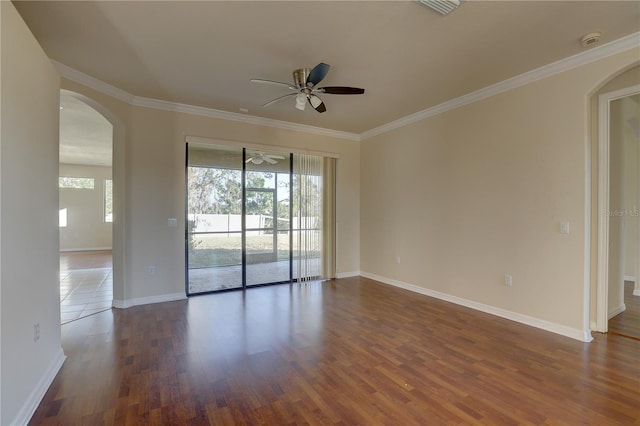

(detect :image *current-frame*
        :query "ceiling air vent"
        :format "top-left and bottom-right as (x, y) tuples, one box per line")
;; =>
(418, 0), (461, 15)
(580, 32), (602, 48)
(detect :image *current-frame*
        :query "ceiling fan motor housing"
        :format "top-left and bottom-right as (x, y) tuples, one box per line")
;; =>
(293, 68), (311, 88)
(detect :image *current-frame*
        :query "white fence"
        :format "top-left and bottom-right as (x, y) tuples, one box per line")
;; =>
(188, 214), (319, 236)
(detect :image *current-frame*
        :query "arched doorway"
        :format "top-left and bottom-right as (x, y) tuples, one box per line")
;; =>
(58, 89), (126, 321)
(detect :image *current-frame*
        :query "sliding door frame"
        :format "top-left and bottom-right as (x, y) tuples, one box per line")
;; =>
(185, 138), (337, 295)
(186, 144), (297, 295)
(241, 147), (247, 288)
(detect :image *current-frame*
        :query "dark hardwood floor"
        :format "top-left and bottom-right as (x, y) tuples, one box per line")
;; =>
(609, 280), (640, 340)
(31, 277), (639, 425)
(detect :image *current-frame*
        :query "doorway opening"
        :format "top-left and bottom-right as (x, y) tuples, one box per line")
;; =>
(593, 82), (640, 339)
(58, 91), (114, 323)
(186, 143), (331, 295)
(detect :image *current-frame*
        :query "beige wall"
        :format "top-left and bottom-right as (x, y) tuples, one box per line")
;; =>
(59, 164), (113, 251)
(1, 2), (63, 424)
(60, 81), (361, 303)
(361, 49), (639, 335)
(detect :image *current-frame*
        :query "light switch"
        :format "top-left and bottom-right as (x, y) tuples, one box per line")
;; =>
(168, 218), (177, 227)
(560, 221), (570, 234)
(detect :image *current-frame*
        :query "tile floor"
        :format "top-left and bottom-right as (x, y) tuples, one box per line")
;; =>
(60, 252), (113, 324)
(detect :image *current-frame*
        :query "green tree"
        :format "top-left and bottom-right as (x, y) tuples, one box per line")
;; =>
(187, 167), (277, 217)
(187, 167), (241, 214)
(292, 174), (322, 227)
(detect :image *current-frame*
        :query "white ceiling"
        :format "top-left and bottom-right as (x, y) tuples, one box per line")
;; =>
(60, 92), (112, 166)
(15, 1), (640, 139)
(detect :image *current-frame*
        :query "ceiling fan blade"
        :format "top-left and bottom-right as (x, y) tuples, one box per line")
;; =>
(318, 86), (365, 95)
(306, 63), (330, 87)
(245, 158), (253, 163)
(308, 94), (326, 113)
(263, 93), (296, 107)
(264, 157), (277, 165)
(267, 155), (286, 160)
(250, 79), (296, 90)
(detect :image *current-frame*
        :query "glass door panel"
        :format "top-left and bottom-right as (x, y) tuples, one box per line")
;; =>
(186, 144), (243, 294)
(245, 151), (291, 286)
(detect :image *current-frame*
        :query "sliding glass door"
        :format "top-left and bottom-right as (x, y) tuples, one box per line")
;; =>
(186, 143), (329, 295)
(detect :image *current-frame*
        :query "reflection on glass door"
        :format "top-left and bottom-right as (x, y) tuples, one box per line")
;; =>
(186, 145), (243, 293)
(245, 152), (291, 286)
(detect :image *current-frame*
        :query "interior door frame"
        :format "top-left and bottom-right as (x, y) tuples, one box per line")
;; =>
(594, 84), (640, 333)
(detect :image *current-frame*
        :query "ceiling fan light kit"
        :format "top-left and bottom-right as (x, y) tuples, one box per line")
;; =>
(251, 62), (365, 113)
(295, 93), (307, 111)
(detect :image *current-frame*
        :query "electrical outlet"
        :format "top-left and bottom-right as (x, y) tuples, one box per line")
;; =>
(34, 323), (40, 342)
(395, 256), (401, 264)
(148, 265), (156, 276)
(504, 275), (513, 287)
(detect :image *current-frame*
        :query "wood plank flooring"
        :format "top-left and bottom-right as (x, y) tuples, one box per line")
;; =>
(31, 277), (639, 425)
(609, 281), (640, 340)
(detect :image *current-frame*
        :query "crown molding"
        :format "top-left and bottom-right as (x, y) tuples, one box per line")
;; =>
(53, 60), (359, 141)
(53, 31), (639, 143)
(52, 60), (135, 104)
(360, 31), (640, 140)
(133, 97), (360, 141)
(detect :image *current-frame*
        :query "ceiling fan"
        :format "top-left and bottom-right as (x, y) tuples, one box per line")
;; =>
(245, 152), (285, 165)
(250, 62), (365, 113)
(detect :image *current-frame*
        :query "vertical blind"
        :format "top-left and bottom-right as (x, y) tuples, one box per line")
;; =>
(294, 154), (336, 281)
(322, 158), (336, 280)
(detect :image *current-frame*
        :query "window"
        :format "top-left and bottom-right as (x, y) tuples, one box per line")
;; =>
(104, 179), (113, 222)
(59, 208), (68, 227)
(58, 177), (95, 189)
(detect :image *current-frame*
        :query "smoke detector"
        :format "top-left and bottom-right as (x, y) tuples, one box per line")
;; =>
(580, 32), (602, 47)
(417, 0), (461, 15)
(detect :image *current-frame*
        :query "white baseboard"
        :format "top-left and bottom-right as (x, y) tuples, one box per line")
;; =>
(12, 348), (66, 426)
(624, 275), (636, 283)
(360, 272), (593, 343)
(60, 247), (112, 252)
(113, 292), (186, 309)
(608, 303), (626, 320)
(336, 270), (361, 279)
